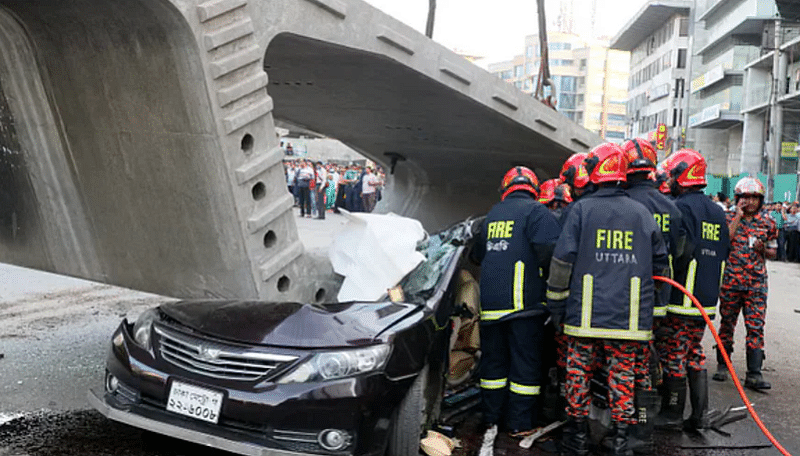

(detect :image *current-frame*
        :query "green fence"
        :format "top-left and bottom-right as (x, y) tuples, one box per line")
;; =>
(705, 173), (797, 202)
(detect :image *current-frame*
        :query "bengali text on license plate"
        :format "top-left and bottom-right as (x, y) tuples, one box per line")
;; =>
(166, 380), (223, 424)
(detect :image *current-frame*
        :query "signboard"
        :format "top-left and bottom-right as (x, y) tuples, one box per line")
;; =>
(649, 83), (671, 101)
(691, 65), (725, 93)
(688, 104), (722, 127)
(781, 141), (798, 158)
(656, 123), (668, 150)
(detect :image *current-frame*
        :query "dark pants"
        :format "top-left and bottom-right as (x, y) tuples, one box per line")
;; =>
(776, 228), (786, 261)
(334, 184), (347, 212)
(361, 192), (377, 213)
(479, 315), (545, 431)
(297, 186), (311, 216)
(316, 187), (326, 219)
(787, 230), (800, 262)
(345, 184), (361, 212)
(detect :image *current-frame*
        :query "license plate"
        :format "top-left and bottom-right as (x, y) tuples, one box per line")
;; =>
(166, 380), (223, 424)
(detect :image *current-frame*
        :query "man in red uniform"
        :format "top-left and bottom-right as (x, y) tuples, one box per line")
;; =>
(713, 177), (777, 391)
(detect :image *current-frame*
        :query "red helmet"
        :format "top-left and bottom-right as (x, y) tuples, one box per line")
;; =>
(538, 179), (573, 205)
(663, 148), (706, 188)
(500, 166), (540, 200)
(584, 143), (628, 184)
(654, 164), (671, 195)
(734, 177), (766, 198)
(622, 138), (657, 174)
(560, 153), (590, 189)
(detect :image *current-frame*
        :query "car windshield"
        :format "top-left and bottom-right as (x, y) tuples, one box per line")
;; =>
(397, 220), (473, 304)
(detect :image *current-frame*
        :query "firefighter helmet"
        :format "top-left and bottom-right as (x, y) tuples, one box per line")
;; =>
(622, 138), (658, 174)
(538, 178), (573, 205)
(500, 166), (540, 200)
(663, 148), (707, 188)
(584, 143), (628, 184)
(560, 153), (590, 189)
(654, 164), (671, 195)
(734, 177), (766, 198)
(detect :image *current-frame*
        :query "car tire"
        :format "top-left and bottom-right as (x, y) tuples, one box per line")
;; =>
(387, 363), (439, 456)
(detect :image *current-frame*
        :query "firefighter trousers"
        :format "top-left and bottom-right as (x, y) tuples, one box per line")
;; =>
(479, 315), (545, 431)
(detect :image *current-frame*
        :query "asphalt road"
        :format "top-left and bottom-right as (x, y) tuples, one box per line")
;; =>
(1, 210), (799, 455)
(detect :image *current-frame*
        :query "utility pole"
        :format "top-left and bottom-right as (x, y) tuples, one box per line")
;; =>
(768, 18), (782, 201)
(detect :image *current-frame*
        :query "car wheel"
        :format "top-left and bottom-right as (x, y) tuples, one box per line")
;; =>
(387, 363), (441, 456)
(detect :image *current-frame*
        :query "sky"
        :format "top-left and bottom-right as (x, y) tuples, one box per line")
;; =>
(363, 0), (648, 66)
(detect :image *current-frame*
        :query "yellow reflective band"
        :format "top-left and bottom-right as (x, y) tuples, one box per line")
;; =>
(630, 277), (641, 331)
(666, 304), (717, 317)
(581, 275), (593, 329)
(564, 325), (653, 341)
(481, 378), (508, 390)
(513, 261), (525, 311)
(682, 259), (697, 308)
(509, 382), (541, 396)
(653, 306), (667, 317)
(547, 289), (570, 301)
(481, 309), (514, 321)
(719, 260), (726, 289)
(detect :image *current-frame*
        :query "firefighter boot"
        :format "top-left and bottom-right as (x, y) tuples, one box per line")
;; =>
(600, 389), (657, 454)
(745, 348), (771, 391)
(654, 375), (686, 430)
(608, 422), (634, 456)
(560, 417), (589, 456)
(712, 345), (731, 382)
(684, 369), (709, 431)
(629, 388), (658, 454)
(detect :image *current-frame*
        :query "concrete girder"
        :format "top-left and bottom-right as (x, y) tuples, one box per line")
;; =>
(0, 0), (601, 301)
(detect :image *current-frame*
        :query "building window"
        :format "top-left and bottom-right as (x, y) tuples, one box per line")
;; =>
(500, 70), (512, 80)
(526, 46), (534, 58)
(525, 63), (535, 75)
(577, 94), (585, 104)
(677, 49), (687, 69)
(675, 78), (685, 98)
(679, 18), (689, 37)
(514, 65), (523, 78)
(672, 109), (678, 127)
(515, 81), (522, 88)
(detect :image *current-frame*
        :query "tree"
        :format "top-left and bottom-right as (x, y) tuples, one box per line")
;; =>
(425, 0), (436, 38)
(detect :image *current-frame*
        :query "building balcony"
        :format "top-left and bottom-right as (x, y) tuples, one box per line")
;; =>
(695, 0), (777, 55)
(688, 103), (742, 128)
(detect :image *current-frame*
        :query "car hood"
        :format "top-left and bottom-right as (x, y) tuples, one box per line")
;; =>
(159, 300), (420, 348)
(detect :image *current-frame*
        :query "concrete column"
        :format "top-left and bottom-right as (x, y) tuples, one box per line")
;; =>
(742, 112), (765, 174)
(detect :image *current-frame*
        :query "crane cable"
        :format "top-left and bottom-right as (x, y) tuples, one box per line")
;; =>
(653, 275), (792, 456)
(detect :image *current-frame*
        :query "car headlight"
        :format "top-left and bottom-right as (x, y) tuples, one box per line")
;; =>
(277, 345), (391, 384)
(132, 308), (160, 350)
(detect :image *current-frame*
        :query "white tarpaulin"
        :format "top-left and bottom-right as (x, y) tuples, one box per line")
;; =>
(329, 211), (426, 302)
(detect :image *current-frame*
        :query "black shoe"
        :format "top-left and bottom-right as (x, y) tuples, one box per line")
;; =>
(654, 375), (686, 430)
(712, 345), (732, 381)
(608, 422), (634, 456)
(560, 417), (589, 456)
(684, 369), (709, 431)
(745, 349), (771, 391)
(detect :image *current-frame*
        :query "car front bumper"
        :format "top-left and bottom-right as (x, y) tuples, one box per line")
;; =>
(89, 388), (314, 456)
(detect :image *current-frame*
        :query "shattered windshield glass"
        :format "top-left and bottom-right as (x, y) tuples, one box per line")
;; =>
(397, 220), (473, 304)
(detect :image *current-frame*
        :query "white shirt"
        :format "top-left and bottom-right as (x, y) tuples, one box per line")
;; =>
(362, 173), (379, 194)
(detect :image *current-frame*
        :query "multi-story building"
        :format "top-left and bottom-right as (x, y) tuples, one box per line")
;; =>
(610, 0), (692, 161)
(487, 31), (629, 142)
(689, 0), (778, 174)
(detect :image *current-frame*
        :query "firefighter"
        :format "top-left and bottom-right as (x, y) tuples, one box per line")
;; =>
(655, 149), (729, 432)
(539, 178), (573, 219)
(547, 143), (669, 456)
(714, 177), (777, 391)
(614, 138), (686, 453)
(471, 166), (561, 438)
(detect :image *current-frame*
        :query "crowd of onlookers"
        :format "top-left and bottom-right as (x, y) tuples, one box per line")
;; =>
(283, 160), (385, 219)
(712, 192), (800, 262)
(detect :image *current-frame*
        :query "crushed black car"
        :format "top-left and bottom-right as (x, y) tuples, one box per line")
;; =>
(89, 218), (483, 456)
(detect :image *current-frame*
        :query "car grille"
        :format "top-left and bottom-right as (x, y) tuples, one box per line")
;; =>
(154, 326), (298, 381)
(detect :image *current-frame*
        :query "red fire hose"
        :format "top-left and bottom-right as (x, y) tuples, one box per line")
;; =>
(653, 275), (792, 456)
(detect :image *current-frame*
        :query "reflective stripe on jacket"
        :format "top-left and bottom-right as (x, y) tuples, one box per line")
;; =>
(668, 191), (730, 318)
(553, 187), (669, 341)
(625, 180), (685, 317)
(474, 192), (561, 323)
